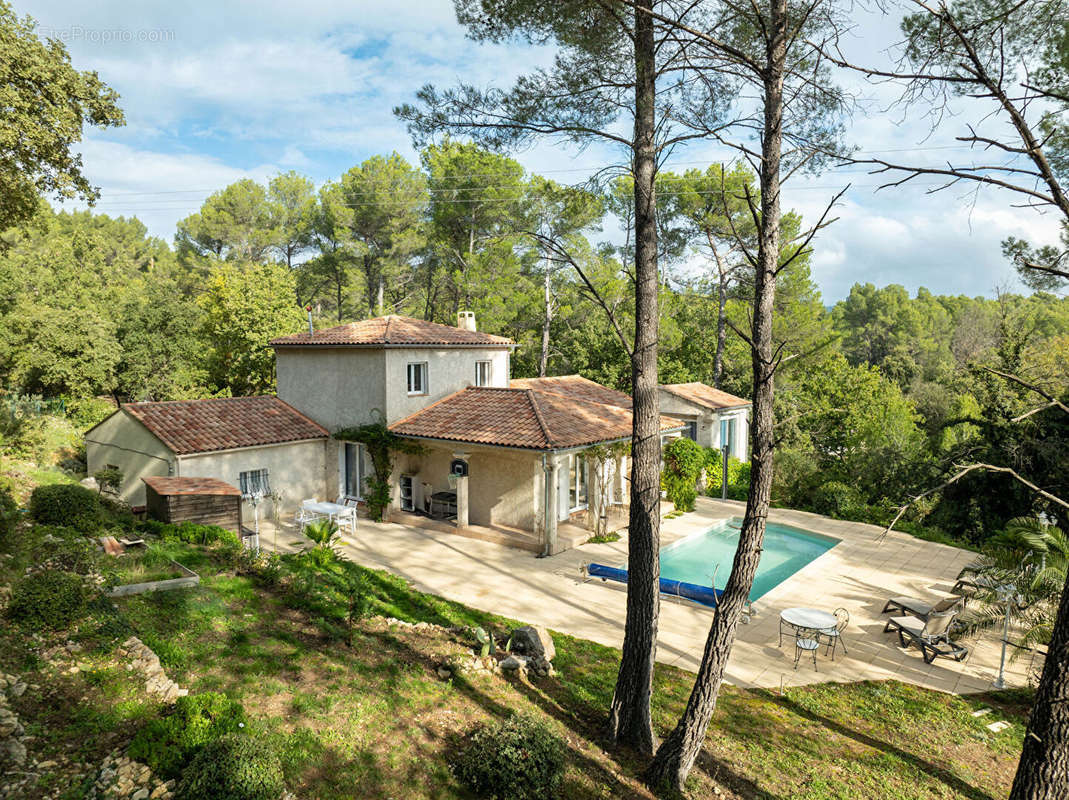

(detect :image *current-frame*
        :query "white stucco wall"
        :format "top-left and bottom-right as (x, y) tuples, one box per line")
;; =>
(177, 439), (329, 524)
(391, 442), (538, 530)
(383, 347), (511, 423)
(274, 348), (388, 431)
(657, 390), (750, 460)
(85, 411), (175, 507)
(275, 345), (512, 431)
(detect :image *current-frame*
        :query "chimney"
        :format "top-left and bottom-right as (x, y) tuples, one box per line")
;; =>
(457, 311), (477, 332)
(306, 305), (314, 336)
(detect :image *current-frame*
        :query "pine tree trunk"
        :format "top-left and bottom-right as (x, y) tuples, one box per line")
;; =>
(540, 265), (552, 377)
(714, 270), (727, 388)
(645, 0), (786, 788)
(606, 0), (660, 757)
(1010, 570), (1069, 800)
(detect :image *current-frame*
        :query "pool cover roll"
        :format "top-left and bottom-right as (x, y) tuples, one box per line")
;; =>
(586, 563), (722, 608)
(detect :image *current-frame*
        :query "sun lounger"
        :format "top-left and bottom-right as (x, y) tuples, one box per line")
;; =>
(881, 594), (961, 619)
(885, 609), (969, 664)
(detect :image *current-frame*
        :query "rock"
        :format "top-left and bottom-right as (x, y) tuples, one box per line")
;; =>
(2, 736), (27, 765)
(500, 655), (528, 671)
(150, 783), (170, 798)
(10, 681), (27, 697)
(36, 759), (58, 770)
(132, 789), (150, 800)
(436, 667), (452, 680)
(509, 625), (555, 662)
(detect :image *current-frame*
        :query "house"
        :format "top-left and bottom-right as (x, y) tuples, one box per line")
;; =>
(85, 395), (329, 524)
(86, 312), (751, 553)
(658, 382), (750, 460)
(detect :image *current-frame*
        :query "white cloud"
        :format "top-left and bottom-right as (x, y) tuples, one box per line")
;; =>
(21, 0), (1066, 302)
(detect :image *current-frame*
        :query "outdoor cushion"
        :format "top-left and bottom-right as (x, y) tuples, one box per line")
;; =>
(882, 595), (961, 618)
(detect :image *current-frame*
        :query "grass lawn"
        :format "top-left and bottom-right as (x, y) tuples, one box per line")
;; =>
(1, 542), (1029, 800)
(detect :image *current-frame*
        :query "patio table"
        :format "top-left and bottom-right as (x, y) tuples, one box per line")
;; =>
(302, 500), (357, 532)
(779, 606), (837, 648)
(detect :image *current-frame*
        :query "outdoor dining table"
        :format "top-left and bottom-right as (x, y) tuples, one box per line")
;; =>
(302, 500), (357, 532)
(778, 606), (837, 647)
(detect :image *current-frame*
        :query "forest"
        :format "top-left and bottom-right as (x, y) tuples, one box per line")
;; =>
(1, 140), (1066, 547)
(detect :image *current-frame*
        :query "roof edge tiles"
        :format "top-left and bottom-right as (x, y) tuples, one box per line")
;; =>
(660, 382), (751, 410)
(270, 314), (515, 348)
(121, 395), (328, 456)
(389, 386), (682, 452)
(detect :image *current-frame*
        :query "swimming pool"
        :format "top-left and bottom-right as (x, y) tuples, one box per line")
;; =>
(659, 518), (839, 602)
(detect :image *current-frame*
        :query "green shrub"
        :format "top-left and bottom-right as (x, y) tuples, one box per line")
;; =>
(30, 527), (100, 574)
(140, 519), (239, 547)
(7, 569), (91, 629)
(810, 481), (864, 519)
(703, 449), (750, 500)
(93, 467), (123, 495)
(129, 692), (248, 779)
(29, 484), (103, 531)
(175, 734), (284, 800)
(64, 396), (116, 430)
(452, 714), (566, 800)
(662, 437), (704, 511)
(0, 478), (18, 550)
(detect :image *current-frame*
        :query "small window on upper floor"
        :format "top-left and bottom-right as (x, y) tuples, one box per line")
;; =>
(407, 362), (428, 395)
(475, 360), (492, 387)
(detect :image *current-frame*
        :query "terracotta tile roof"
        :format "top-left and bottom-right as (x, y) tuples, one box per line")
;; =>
(389, 387), (682, 450)
(661, 382), (750, 410)
(270, 315), (513, 347)
(124, 396), (328, 455)
(143, 476), (241, 497)
(510, 375), (632, 409)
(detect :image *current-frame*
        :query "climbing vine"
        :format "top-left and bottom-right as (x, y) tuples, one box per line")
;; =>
(662, 437), (704, 511)
(334, 421), (423, 522)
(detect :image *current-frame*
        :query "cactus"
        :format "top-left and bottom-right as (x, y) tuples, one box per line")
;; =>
(473, 626), (495, 657)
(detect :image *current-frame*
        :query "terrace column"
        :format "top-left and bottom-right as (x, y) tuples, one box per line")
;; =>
(544, 454), (560, 555)
(615, 454), (626, 505)
(453, 451), (470, 528)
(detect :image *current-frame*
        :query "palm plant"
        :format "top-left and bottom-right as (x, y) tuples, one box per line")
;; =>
(303, 518), (340, 550)
(958, 517), (1068, 656)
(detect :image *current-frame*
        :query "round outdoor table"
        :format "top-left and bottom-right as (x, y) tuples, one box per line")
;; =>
(780, 607), (837, 632)
(778, 607), (837, 650)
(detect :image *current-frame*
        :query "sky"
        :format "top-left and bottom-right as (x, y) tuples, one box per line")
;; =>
(18, 0), (1065, 302)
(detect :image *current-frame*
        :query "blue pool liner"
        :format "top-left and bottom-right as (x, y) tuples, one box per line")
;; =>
(586, 563), (722, 608)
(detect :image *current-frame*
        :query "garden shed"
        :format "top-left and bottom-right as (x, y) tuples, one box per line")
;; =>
(143, 476), (243, 533)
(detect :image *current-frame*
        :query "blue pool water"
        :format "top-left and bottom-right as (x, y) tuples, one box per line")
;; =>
(659, 518), (839, 602)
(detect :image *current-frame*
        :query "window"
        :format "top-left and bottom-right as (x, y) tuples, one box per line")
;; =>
(344, 442), (370, 499)
(239, 468), (270, 497)
(568, 455), (588, 511)
(683, 421), (698, 441)
(720, 416), (735, 452)
(399, 475), (414, 512)
(407, 362), (428, 395)
(475, 360), (492, 387)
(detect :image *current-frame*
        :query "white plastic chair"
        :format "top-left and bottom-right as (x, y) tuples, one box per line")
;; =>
(295, 498), (324, 530)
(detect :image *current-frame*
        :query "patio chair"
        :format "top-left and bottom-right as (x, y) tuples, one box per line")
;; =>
(794, 636), (819, 671)
(819, 608), (849, 660)
(884, 609), (969, 664)
(295, 499), (324, 530)
(335, 505), (358, 536)
(881, 594), (962, 620)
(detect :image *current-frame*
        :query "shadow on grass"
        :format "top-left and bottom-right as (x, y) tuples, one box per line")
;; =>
(765, 689), (999, 800)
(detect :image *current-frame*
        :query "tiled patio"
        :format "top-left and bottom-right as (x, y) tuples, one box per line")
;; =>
(263, 496), (1039, 694)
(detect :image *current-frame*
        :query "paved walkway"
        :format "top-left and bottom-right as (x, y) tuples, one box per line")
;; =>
(264, 498), (1037, 694)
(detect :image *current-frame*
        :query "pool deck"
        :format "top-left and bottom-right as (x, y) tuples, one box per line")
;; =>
(265, 497), (1038, 694)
